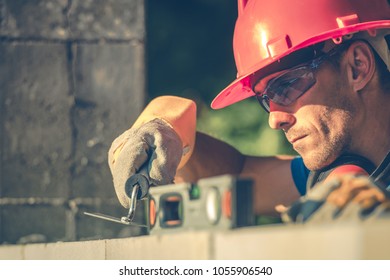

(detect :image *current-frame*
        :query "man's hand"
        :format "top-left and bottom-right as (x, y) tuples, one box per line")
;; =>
(280, 175), (390, 224)
(107, 96), (196, 208)
(108, 119), (183, 208)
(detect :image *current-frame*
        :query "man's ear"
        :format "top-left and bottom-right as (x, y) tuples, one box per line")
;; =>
(346, 41), (376, 92)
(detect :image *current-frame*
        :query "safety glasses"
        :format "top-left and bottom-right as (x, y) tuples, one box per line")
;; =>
(254, 46), (343, 113)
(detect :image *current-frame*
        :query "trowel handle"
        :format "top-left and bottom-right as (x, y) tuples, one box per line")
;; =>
(124, 164), (150, 200)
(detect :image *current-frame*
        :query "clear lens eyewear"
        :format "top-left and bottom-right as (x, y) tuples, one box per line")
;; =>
(255, 46), (343, 113)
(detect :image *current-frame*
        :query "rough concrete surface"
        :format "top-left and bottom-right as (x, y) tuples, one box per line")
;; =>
(1, 221), (390, 260)
(0, 0), (146, 244)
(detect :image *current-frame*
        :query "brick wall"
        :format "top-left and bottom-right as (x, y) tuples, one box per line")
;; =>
(0, 0), (146, 244)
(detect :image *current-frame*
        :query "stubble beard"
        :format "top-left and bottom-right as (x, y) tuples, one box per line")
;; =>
(300, 105), (354, 171)
(300, 62), (357, 171)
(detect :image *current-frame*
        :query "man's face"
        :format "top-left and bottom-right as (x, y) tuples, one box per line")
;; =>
(254, 53), (357, 170)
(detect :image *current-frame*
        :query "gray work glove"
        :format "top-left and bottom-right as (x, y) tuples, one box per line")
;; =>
(281, 175), (390, 224)
(108, 118), (182, 208)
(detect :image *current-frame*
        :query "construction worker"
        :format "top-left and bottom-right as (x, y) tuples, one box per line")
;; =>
(109, 0), (390, 222)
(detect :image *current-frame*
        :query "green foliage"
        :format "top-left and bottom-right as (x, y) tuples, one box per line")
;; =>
(197, 98), (296, 156)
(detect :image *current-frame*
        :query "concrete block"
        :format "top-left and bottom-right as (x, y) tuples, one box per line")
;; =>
(24, 239), (106, 259)
(1, 220), (390, 259)
(0, 0), (146, 246)
(362, 221), (390, 259)
(68, 0), (145, 40)
(70, 43), (145, 197)
(106, 231), (211, 260)
(71, 162), (113, 198)
(0, 42), (73, 198)
(213, 222), (390, 259)
(72, 43), (144, 126)
(0, 244), (23, 260)
(213, 225), (355, 259)
(76, 201), (146, 241)
(1, 205), (67, 244)
(0, 198), (68, 245)
(2, 159), (70, 198)
(0, 0), (69, 39)
(0, 0), (145, 40)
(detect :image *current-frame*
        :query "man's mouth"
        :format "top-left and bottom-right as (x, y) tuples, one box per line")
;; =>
(288, 134), (307, 144)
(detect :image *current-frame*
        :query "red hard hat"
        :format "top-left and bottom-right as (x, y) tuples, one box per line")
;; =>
(211, 0), (390, 109)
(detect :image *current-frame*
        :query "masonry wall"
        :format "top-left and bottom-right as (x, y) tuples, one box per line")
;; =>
(2, 221), (390, 260)
(0, 0), (146, 244)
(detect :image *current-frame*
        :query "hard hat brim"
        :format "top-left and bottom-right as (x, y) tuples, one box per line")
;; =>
(211, 22), (390, 110)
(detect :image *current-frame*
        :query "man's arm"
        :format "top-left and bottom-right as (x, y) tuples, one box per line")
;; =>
(109, 96), (300, 213)
(175, 132), (244, 182)
(241, 155), (300, 216)
(176, 132), (301, 216)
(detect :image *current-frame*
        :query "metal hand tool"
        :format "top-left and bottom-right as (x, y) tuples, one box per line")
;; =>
(84, 165), (150, 226)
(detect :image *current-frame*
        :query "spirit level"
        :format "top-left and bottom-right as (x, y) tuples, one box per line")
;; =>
(146, 175), (254, 234)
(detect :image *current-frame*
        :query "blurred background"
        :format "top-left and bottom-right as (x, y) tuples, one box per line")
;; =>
(147, 0), (293, 156)
(0, 0), (294, 245)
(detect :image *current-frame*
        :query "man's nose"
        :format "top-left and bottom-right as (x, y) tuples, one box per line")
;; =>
(268, 105), (296, 131)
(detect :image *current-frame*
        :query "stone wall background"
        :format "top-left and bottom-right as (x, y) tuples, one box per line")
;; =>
(0, 0), (146, 244)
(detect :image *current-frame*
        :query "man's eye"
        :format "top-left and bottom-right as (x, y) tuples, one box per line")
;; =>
(274, 78), (299, 96)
